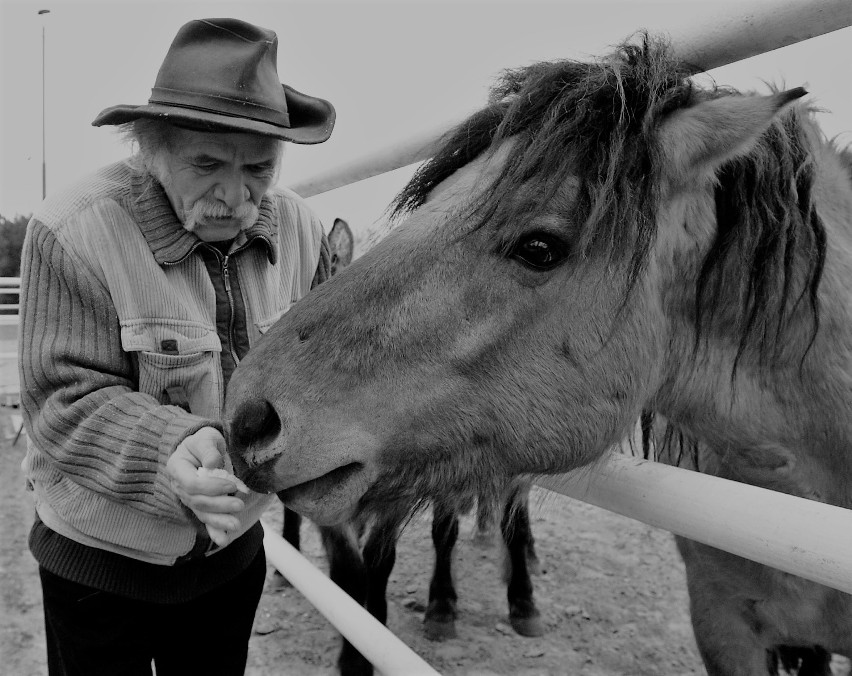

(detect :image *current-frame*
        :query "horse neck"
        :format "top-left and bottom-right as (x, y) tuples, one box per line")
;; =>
(653, 150), (852, 504)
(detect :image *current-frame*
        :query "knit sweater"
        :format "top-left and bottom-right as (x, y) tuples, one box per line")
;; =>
(19, 160), (327, 601)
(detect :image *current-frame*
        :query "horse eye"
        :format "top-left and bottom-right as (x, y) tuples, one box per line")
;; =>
(508, 232), (570, 271)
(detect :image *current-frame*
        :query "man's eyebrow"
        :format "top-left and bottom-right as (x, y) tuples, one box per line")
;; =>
(185, 152), (221, 163)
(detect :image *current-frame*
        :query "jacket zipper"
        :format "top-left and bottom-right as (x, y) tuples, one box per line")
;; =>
(221, 253), (240, 368)
(162, 234), (272, 364)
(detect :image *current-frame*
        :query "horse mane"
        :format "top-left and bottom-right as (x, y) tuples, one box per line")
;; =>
(391, 32), (828, 374)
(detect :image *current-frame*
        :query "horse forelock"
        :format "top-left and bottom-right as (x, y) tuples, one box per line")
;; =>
(392, 32), (830, 372)
(393, 32), (695, 288)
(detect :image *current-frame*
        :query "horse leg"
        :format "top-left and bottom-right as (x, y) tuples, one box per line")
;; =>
(678, 537), (781, 676)
(516, 482), (542, 576)
(361, 519), (399, 626)
(793, 646), (832, 676)
(282, 506), (302, 549)
(424, 501), (459, 640)
(269, 505), (302, 589)
(770, 646), (832, 676)
(320, 524), (373, 676)
(502, 482), (544, 637)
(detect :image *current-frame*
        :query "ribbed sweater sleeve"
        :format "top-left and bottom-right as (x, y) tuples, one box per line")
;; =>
(19, 220), (216, 523)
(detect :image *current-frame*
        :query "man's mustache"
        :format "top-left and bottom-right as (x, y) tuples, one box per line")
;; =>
(183, 200), (258, 232)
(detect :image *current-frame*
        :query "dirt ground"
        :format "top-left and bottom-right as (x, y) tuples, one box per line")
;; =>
(1, 403), (850, 676)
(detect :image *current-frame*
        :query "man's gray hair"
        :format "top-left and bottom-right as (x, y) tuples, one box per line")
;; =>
(115, 119), (287, 186)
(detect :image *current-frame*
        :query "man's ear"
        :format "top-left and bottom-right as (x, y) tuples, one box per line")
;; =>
(657, 87), (807, 186)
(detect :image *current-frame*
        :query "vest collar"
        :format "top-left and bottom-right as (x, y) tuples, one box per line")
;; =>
(128, 168), (278, 266)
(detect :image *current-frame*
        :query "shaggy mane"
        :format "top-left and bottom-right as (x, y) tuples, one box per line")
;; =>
(391, 32), (828, 370)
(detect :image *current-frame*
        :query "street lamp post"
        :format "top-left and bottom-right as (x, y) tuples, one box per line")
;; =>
(39, 9), (50, 200)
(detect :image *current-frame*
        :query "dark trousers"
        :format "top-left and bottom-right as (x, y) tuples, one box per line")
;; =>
(39, 548), (267, 676)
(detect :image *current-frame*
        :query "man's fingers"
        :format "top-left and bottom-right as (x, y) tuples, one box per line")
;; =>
(187, 475), (244, 498)
(200, 512), (241, 532)
(172, 427), (227, 472)
(187, 428), (227, 467)
(182, 493), (245, 515)
(196, 467), (249, 494)
(167, 426), (248, 543)
(206, 524), (238, 547)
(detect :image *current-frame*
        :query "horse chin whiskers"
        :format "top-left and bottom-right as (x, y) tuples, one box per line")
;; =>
(239, 462), (279, 494)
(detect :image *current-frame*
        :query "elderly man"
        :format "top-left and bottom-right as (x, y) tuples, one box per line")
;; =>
(18, 18), (335, 676)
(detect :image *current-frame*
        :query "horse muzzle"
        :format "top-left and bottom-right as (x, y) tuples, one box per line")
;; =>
(226, 395), (382, 524)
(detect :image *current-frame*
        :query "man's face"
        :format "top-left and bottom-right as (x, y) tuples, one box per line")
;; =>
(158, 127), (280, 242)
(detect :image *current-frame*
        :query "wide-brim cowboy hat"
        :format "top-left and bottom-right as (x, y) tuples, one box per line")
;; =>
(93, 18), (335, 144)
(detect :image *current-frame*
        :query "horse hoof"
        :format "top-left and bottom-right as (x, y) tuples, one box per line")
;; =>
(510, 613), (545, 637)
(423, 618), (457, 641)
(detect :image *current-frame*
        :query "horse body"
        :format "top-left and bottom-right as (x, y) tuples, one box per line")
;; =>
(227, 35), (852, 673)
(656, 431), (852, 671)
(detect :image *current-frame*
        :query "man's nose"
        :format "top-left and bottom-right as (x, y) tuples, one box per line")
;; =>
(213, 174), (250, 210)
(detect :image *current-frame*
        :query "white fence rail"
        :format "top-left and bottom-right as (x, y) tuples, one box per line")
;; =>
(0, 277), (20, 316)
(539, 454), (852, 596)
(0, 278), (20, 359)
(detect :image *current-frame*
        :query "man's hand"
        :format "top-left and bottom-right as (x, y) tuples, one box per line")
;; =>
(167, 426), (248, 547)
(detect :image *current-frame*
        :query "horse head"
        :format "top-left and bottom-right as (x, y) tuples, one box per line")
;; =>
(225, 35), (848, 529)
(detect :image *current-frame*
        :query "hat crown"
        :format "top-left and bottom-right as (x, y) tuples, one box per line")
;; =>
(149, 18), (290, 127)
(91, 17), (335, 144)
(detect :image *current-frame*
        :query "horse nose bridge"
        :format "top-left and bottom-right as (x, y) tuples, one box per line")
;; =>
(227, 395), (285, 469)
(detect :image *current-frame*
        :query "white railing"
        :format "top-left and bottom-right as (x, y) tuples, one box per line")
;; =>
(0, 278), (20, 361)
(0, 277), (20, 317)
(539, 454), (852, 595)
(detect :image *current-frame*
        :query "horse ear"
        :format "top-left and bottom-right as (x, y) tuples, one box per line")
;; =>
(658, 87), (807, 185)
(328, 218), (354, 273)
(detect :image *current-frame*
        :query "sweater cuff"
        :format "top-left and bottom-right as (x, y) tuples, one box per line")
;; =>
(154, 407), (225, 516)
(161, 407), (224, 454)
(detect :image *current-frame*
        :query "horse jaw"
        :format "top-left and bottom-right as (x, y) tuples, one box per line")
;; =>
(275, 455), (378, 526)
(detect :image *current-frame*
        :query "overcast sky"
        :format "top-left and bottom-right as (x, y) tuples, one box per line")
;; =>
(2, 0), (851, 243)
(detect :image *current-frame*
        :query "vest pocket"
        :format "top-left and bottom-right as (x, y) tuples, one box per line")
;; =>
(136, 350), (224, 419)
(121, 322), (223, 419)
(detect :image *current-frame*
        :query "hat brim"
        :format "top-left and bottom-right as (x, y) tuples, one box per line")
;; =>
(92, 84), (335, 145)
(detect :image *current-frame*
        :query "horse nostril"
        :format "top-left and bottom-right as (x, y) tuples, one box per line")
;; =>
(229, 398), (282, 462)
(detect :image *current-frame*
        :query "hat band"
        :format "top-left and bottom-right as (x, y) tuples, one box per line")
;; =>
(149, 87), (291, 128)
